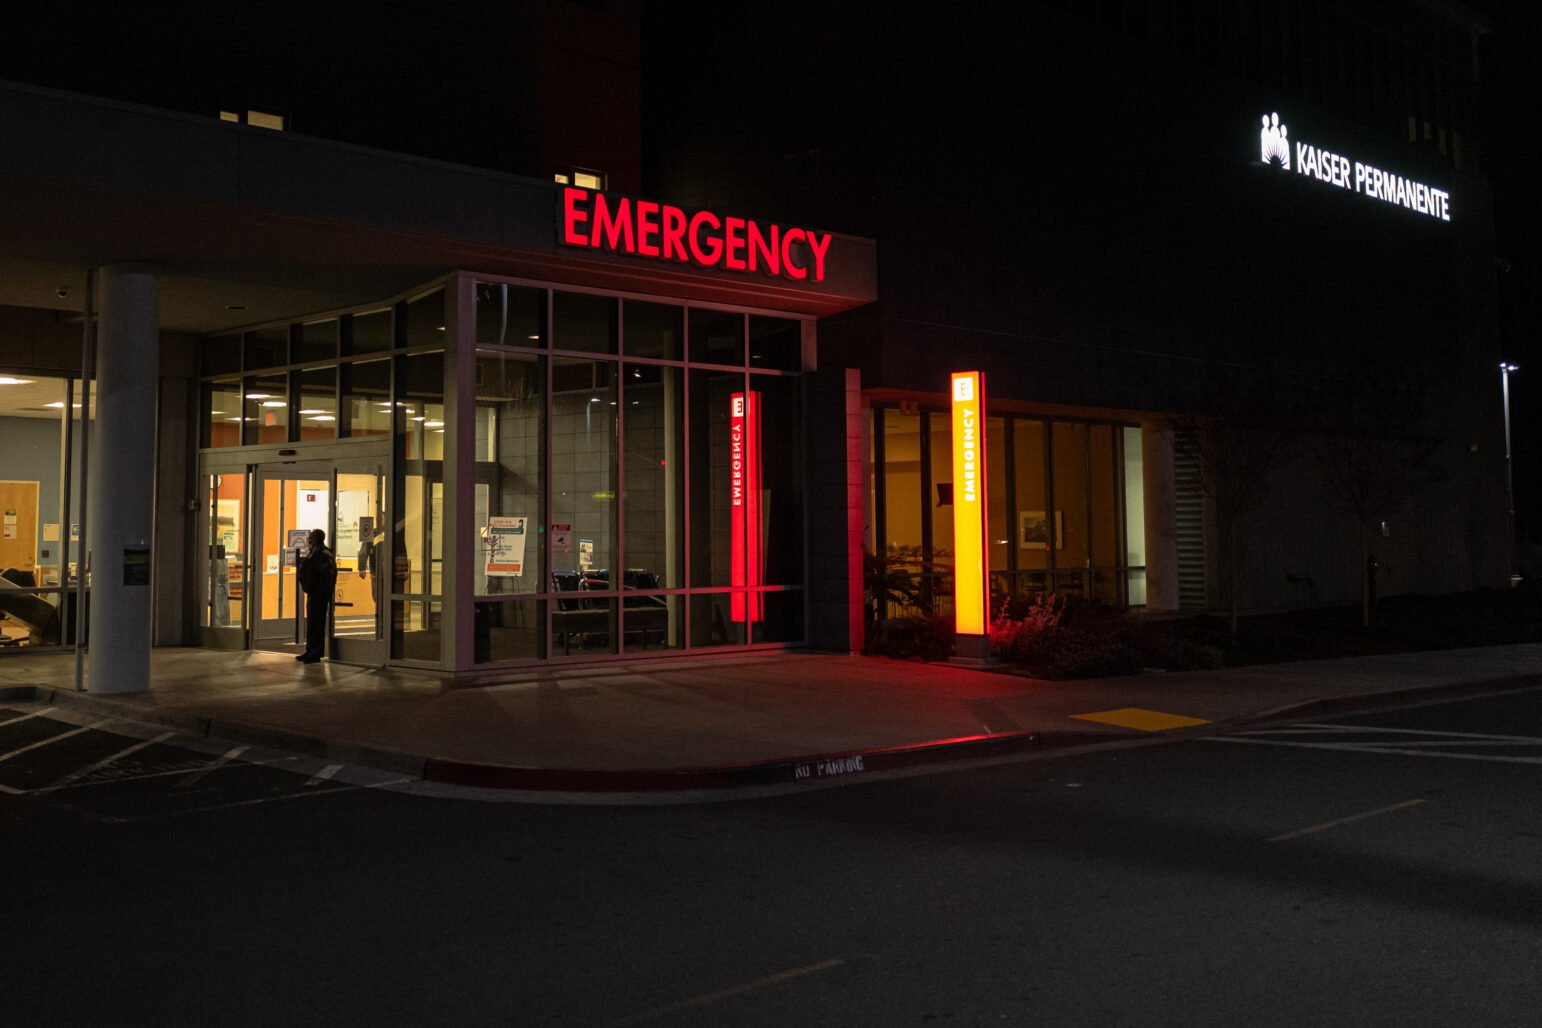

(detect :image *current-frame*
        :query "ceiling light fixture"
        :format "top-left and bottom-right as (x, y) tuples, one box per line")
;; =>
(0, 376), (35, 386)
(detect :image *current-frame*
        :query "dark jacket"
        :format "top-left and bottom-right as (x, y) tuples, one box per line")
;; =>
(298, 546), (337, 597)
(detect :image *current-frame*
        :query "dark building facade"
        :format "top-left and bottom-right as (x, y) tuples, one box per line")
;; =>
(0, 0), (1511, 689)
(646, 0), (1507, 618)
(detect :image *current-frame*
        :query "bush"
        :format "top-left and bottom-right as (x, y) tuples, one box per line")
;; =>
(989, 594), (1216, 678)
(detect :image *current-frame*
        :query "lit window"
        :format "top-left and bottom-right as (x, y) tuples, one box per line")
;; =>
(573, 170), (604, 190)
(554, 173), (571, 185)
(219, 111), (240, 123)
(246, 109), (285, 131)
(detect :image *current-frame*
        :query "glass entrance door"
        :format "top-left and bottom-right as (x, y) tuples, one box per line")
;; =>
(251, 463), (332, 649)
(331, 463), (386, 664)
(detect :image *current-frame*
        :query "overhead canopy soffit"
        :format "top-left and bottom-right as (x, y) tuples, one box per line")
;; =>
(0, 82), (876, 333)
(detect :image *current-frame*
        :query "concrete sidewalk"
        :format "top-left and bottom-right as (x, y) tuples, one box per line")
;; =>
(2, 644), (1540, 793)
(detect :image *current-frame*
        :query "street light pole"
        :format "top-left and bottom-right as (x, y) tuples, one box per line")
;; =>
(1500, 362), (1519, 582)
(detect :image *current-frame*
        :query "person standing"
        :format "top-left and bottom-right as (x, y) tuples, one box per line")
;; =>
(296, 528), (336, 664)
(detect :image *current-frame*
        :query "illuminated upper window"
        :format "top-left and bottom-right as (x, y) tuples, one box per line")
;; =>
(218, 108), (287, 131)
(554, 168), (606, 190)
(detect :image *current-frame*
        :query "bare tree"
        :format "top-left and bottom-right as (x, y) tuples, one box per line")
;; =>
(1315, 379), (1443, 627)
(1176, 374), (1298, 634)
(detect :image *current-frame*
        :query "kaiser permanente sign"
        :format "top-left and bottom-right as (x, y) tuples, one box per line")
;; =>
(1259, 112), (1451, 223)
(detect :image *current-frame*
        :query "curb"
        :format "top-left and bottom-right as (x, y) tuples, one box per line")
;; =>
(423, 731), (1052, 793)
(1230, 673), (1542, 727)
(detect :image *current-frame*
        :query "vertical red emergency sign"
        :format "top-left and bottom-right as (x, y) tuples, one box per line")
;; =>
(731, 391), (764, 622)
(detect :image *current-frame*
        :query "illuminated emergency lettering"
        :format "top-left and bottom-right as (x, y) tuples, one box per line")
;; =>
(730, 392), (763, 623)
(950, 371), (988, 638)
(561, 188), (833, 281)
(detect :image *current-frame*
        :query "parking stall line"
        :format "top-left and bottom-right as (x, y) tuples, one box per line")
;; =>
(599, 958), (846, 1028)
(0, 720), (110, 764)
(304, 764), (344, 787)
(172, 745), (251, 789)
(36, 731), (178, 793)
(0, 708), (56, 729)
(1268, 798), (1426, 843)
(42, 754), (301, 792)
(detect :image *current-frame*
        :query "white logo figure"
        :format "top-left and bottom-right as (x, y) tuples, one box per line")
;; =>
(1260, 112), (1290, 169)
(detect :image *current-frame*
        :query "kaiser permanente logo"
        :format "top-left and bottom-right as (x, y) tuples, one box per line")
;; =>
(1259, 112), (1451, 223)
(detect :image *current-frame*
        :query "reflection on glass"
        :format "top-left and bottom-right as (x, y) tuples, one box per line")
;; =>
(204, 379), (242, 448)
(1014, 420), (1048, 572)
(391, 599), (442, 661)
(475, 351), (544, 596)
(622, 364), (682, 589)
(244, 373), (288, 445)
(202, 335), (240, 376)
(687, 368), (742, 587)
(244, 326), (288, 370)
(688, 593), (744, 648)
(348, 308), (393, 355)
(689, 308), (743, 365)
(296, 319), (338, 364)
(754, 374), (803, 587)
(622, 594), (681, 653)
(551, 357), (617, 587)
(623, 301), (683, 359)
(341, 360), (391, 437)
(880, 410), (923, 605)
(395, 352), (445, 600)
(297, 366), (337, 441)
(1123, 426), (1147, 606)
(553, 291), (618, 354)
(551, 593), (616, 656)
(475, 599), (544, 661)
(476, 282), (546, 347)
(405, 289), (445, 349)
(749, 315), (801, 370)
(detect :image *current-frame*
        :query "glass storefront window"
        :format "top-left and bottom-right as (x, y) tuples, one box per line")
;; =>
(755, 374), (803, 588)
(749, 316), (802, 371)
(689, 308), (743, 365)
(475, 350), (545, 596)
(348, 308), (393, 355)
(297, 366), (337, 441)
(879, 409), (923, 613)
(341, 360), (391, 437)
(550, 357), (618, 657)
(623, 301), (683, 360)
(1014, 420), (1049, 572)
(475, 599), (545, 662)
(687, 367), (742, 588)
(202, 335), (240, 376)
(987, 416), (1008, 575)
(476, 282), (546, 347)
(204, 472), (246, 629)
(0, 375), (79, 648)
(392, 351), (444, 661)
(1123, 426), (1147, 605)
(553, 291), (618, 355)
(404, 289), (445, 349)
(204, 378), (243, 448)
(244, 373), (289, 445)
(296, 318), (338, 364)
(1052, 423), (1092, 585)
(621, 364), (683, 590)
(244, 326), (288, 370)
(689, 593), (745, 648)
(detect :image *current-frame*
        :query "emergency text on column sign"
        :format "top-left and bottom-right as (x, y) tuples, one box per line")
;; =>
(560, 187), (834, 281)
(793, 756), (867, 780)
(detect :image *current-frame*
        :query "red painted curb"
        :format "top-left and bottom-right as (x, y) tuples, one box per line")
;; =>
(422, 729), (1059, 792)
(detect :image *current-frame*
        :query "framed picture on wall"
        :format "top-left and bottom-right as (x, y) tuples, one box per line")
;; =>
(1019, 510), (1064, 550)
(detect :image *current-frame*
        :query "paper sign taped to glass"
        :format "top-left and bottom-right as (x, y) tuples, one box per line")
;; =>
(484, 516), (528, 577)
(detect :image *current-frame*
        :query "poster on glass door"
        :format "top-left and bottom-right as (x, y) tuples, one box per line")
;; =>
(484, 516), (528, 577)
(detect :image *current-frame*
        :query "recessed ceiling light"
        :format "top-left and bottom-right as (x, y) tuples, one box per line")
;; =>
(527, 334), (540, 340)
(412, 416), (425, 422)
(308, 415), (336, 422)
(423, 420), (444, 428)
(0, 376), (34, 386)
(297, 409), (325, 415)
(44, 401), (65, 408)
(245, 393), (271, 400)
(261, 400), (286, 407)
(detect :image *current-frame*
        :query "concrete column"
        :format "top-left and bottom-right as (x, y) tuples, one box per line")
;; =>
(805, 366), (864, 653)
(1141, 417), (1180, 612)
(88, 264), (159, 694)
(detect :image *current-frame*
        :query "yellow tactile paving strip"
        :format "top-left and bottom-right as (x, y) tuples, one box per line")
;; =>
(1071, 708), (1212, 732)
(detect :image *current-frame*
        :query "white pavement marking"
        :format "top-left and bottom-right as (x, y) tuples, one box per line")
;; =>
(599, 959), (846, 1028)
(120, 777), (416, 821)
(0, 707), (56, 729)
(304, 764), (344, 787)
(1209, 736), (1542, 766)
(41, 755), (300, 792)
(38, 731), (177, 792)
(1268, 798), (1426, 842)
(1262, 723), (1542, 743)
(172, 745), (250, 789)
(0, 720), (109, 763)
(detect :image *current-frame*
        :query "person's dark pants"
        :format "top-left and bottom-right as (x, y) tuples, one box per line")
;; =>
(303, 591), (330, 659)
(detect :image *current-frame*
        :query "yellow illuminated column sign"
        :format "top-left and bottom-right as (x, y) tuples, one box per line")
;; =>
(950, 371), (989, 648)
